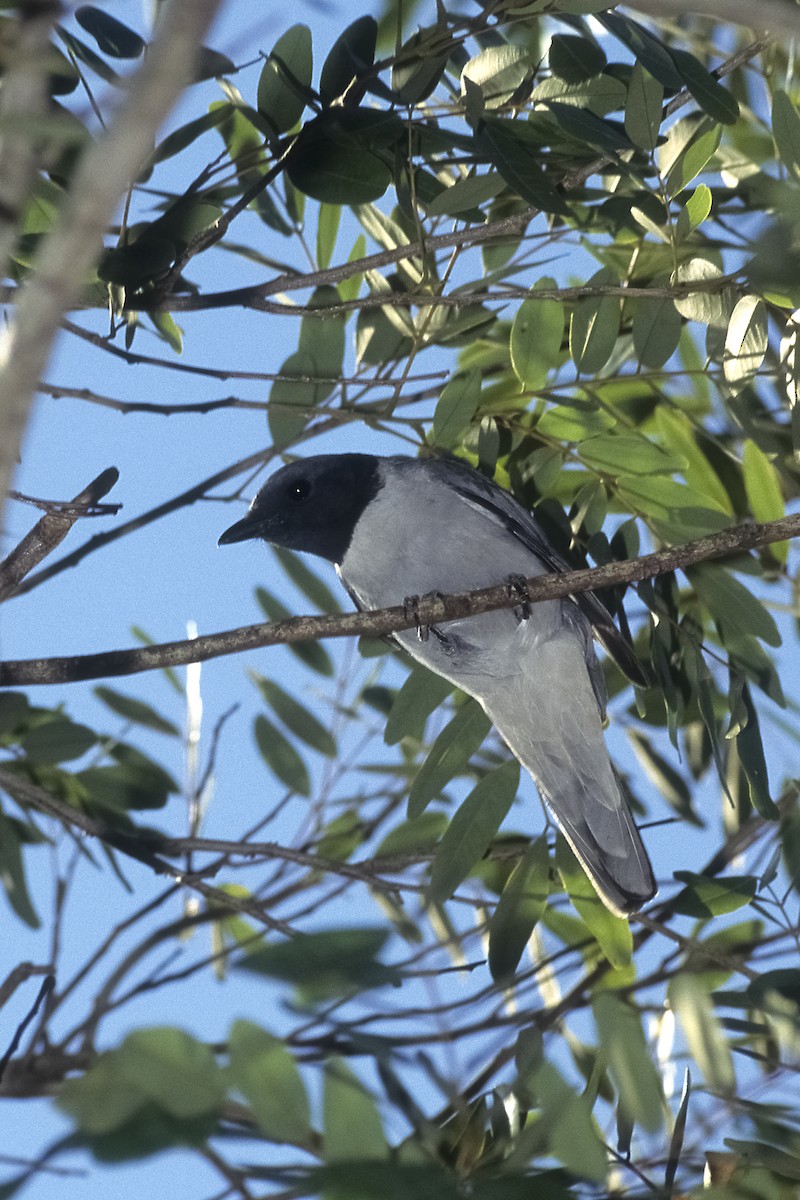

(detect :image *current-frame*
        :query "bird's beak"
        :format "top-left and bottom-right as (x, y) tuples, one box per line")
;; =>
(218, 513), (263, 546)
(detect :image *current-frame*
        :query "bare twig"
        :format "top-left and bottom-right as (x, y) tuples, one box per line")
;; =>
(0, 511), (795, 687)
(0, 975), (54, 1084)
(0, 468), (119, 602)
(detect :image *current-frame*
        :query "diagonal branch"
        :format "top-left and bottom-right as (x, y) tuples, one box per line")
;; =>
(0, 511), (796, 687)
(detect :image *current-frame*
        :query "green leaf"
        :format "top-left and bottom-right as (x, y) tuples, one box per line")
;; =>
(252, 674), (336, 757)
(94, 687), (179, 736)
(665, 119), (722, 197)
(556, 837), (633, 969)
(228, 1020), (311, 1144)
(537, 404), (613, 442)
(724, 295), (768, 391)
(685, 183), (712, 229)
(408, 700), (492, 818)
(428, 760), (519, 906)
(544, 100), (633, 154)
(298, 285), (346, 405)
(654, 409), (732, 513)
(672, 872), (757, 917)
(288, 117), (391, 204)
(254, 714), (311, 796)
(268, 349), (317, 449)
(392, 32), (448, 106)
(384, 667), (453, 746)
(20, 717), (96, 764)
(151, 105), (233, 165)
(316, 203), (341, 270)
(461, 46), (530, 109)
(672, 256), (732, 327)
(255, 587), (334, 676)
(624, 61), (663, 152)
(488, 836), (549, 980)
(549, 35), (606, 83)
(669, 48), (739, 126)
(580, 433), (685, 476)
(374, 810), (449, 858)
(432, 370), (481, 449)
(735, 682), (778, 819)
(669, 975), (735, 1091)
(0, 808), (40, 928)
(324, 1058), (387, 1160)
(632, 295), (682, 368)
(0, 692), (28, 736)
(320, 17), (376, 105)
(238, 927), (394, 1000)
(628, 731), (702, 826)
(478, 119), (569, 215)
(569, 268), (621, 374)
(426, 172), (504, 217)
(79, 746), (177, 812)
(773, 90), (800, 173)
(510, 296), (565, 389)
(75, 6), (145, 58)
(257, 24), (312, 135)
(273, 545), (342, 612)
(520, 1059), (608, 1181)
(598, 13), (682, 88)
(690, 564), (781, 648)
(592, 992), (664, 1132)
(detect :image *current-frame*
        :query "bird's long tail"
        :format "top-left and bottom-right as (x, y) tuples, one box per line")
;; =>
(479, 634), (656, 916)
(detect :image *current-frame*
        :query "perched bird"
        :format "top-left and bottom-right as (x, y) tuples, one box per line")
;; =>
(220, 453), (656, 916)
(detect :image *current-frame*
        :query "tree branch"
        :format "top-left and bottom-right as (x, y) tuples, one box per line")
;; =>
(0, 0), (223, 528)
(0, 468), (119, 602)
(1, 512), (795, 687)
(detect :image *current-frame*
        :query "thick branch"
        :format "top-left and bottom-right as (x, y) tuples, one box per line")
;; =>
(0, 0), (222, 528)
(1, 512), (795, 687)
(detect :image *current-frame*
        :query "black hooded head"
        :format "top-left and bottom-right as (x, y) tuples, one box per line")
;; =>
(219, 454), (383, 565)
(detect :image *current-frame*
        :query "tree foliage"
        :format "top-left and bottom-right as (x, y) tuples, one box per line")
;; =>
(2, 2), (800, 1198)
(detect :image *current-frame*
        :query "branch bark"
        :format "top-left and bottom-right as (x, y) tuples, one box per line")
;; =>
(0, 512), (795, 687)
(0, 0), (223, 528)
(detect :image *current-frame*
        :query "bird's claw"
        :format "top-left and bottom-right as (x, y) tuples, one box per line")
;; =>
(507, 574), (532, 624)
(403, 594), (429, 642)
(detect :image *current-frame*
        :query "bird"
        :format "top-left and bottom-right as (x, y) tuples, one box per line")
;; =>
(219, 453), (656, 916)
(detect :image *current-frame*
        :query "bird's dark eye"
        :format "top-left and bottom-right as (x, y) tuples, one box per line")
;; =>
(288, 478), (311, 502)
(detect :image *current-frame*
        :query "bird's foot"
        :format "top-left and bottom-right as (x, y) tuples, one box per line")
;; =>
(506, 574), (532, 624)
(403, 594), (429, 642)
(403, 592), (449, 644)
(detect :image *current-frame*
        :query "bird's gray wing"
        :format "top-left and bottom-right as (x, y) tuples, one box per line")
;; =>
(476, 628), (656, 916)
(423, 458), (647, 688)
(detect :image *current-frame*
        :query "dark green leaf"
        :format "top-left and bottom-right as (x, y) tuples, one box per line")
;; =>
(432, 370), (481, 449)
(288, 118), (391, 204)
(690, 565), (781, 648)
(79, 748), (176, 813)
(20, 717), (96, 764)
(75, 7), (145, 59)
(94, 687), (179, 736)
(428, 760), (519, 905)
(268, 349), (317, 448)
(254, 714), (311, 796)
(257, 24), (312, 135)
(193, 47), (235, 82)
(549, 35), (606, 83)
(669, 48), (739, 126)
(569, 267), (621, 374)
(488, 835), (549, 980)
(238, 927), (395, 1000)
(57, 29), (119, 83)
(632, 295), (682, 368)
(255, 587), (334, 676)
(0, 692), (29, 737)
(392, 33), (448, 105)
(408, 700), (491, 818)
(543, 100), (633, 153)
(735, 682), (778, 819)
(598, 13), (683, 88)
(374, 810), (449, 858)
(0, 807), (40, 927)
(319, 17), (377, 106)
(672, 872), (757, 917)
(384, 666), (453, 746)
(228, 1020), (311, 1143)
(478, 119), (569, 214)
(252, 674), (336, 757)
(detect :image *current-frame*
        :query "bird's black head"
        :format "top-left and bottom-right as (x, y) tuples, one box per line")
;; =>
(218, 454), (383, 565)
